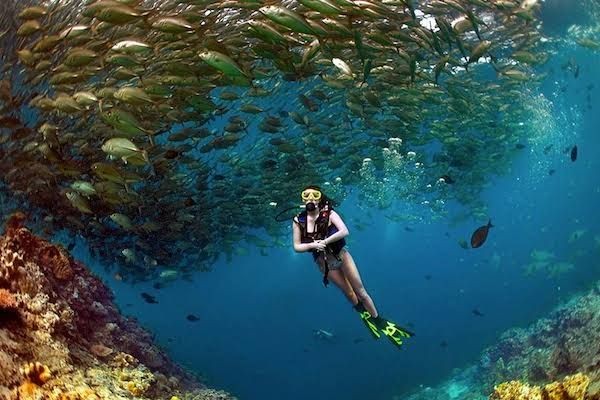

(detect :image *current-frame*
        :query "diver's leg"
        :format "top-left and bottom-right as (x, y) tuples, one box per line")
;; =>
(325, 269), (359, 305)
(339, 250), (379, 318)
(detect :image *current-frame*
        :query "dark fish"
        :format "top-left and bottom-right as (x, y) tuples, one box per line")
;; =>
(67, 242), (76, 251)
(574, 65), (580, 78)
(515, 143), (526, 150)
(472, 308), (484, 317)
(440, 340), (448, 348)
(404, 226), (415, 232)
(0, 116), (22, 129)
(186, 314), (200, 322)
(424, 274), (432, 280)
(298, 94), (318, 112)
(152, 282), (165, 290)
(141, 292), (158, 304)
(470, 219), (493, 248)
(549, 169), (556, 176)
(543, 144), (553, 154)
(184, 197), (196, 207)
(164, 149), (181, 159)
(261, 159), (277, 169)
(440, 174), (455, 184)
(353, 338), (364, 344)
(570, 145), (577, 162)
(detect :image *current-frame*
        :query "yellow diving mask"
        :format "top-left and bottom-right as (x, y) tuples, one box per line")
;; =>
(301, 189), (322, 201)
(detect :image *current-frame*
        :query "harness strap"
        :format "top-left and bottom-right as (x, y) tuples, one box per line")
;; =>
(322, 257), (330, 287)
(296, 203), (336, 288)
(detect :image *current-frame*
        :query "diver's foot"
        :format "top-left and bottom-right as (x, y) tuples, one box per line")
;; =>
(372, 316), (414, 349)
(354, 303), (381, 339)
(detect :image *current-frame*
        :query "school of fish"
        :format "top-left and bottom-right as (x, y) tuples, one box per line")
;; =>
(0, 0), (592, 281)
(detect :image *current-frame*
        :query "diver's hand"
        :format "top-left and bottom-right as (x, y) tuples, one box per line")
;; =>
(312, 240), (327, 252)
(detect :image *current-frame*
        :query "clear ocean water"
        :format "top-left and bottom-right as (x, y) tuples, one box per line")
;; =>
(74, 2), (600, 397)
(2, 0), (599, 399)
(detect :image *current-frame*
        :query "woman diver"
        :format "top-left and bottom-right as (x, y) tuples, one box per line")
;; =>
(291, 185), (413, 349)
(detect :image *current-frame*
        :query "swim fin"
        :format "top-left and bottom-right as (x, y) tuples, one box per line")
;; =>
(372, 316), (414, 349)
(353, 302), (414, 348)
(353, 302), (381, 340)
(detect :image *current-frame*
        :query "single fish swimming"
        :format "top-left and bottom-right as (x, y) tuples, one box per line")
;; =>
(471, 219), (493, 248)
(141, 292), (158, 304)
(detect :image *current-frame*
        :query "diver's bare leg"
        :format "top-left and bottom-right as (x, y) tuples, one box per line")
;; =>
(323, 269), (358, 305)
(340, 251), (379, 318)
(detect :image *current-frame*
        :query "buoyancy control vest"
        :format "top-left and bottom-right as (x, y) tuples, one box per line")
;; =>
(294, 201), (346, 286)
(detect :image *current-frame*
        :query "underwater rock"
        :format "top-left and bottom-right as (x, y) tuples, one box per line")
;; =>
(0, 212), (236, 400)
(402, 281), (600, 400)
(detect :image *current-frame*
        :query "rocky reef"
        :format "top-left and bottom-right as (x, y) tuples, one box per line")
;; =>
(0, 212), (236, 400)
(490, 373), (591, 400)
(402, 280), (600, 400)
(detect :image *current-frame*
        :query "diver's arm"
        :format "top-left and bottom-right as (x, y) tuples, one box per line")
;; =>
(323, 211), (349, 245)
(292, 219), (317, 253)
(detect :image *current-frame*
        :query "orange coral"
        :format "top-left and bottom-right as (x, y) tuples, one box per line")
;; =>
(490, 373), (590, 400)
(20, 362), (52, 385)
(560, 373), (590, 400)
(58, 388), (100, 400)
(0, 288), (17, 309)
(17, 381), (40, 398)
(17, 362), (52, 399)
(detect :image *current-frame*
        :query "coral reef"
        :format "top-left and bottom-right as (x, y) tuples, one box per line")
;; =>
(490, 373), (590, 400)
(402, 281), (600, 400)
(0, 212), (237, 400)
(0, 288), (17, 310)
(477, 282), (600, 397)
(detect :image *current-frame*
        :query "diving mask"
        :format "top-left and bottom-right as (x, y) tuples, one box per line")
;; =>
(301, 189), (322, 201)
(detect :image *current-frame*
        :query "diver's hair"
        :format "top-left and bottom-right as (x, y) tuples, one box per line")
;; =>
(302, 185), (329, 208)
(302, 185), (322, 192)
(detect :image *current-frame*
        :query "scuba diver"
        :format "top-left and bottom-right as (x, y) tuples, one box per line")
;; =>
(291, 185), (414, 349)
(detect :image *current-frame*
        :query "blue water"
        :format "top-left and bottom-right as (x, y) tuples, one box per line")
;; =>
(78, 67), (600, 399)
(50, 2), (600, 399)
